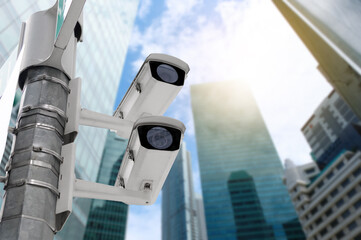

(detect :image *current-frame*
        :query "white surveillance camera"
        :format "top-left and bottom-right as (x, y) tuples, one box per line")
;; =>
(115, 115), (186, 204)
(113, 53), (190, 121)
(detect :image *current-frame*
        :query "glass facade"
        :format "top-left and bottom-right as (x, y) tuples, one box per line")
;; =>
(162, 143), (199, 240)
(302, 91), (361, 170)
(83, 131), (128, 240)
(0, 1), (139, 239)
(190, 81), (305, 240)
(287, 0), (361, 68)
(228, 170), (275, 239)
(0, 0), (55, 67)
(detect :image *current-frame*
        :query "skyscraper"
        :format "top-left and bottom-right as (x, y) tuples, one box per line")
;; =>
(228, 170), (275, 239)
(0, 1), (139, 239)
(283, 90), (361, 239)
(273, 0), (361, 120)
(190, 80), (304, 240)
(83, 131), (128, 240)
(284, 152), (361, 240)
(301, 90), (361, 170)
(162, 142), (207, 240)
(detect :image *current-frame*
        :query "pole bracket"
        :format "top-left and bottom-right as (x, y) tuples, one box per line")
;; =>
(1, 214), (56, 233)
(28, 74), (70, 94)
(11, 146), (64, 164)
(9, 160), (59, 177)
(5, 179), (60, 198)
(22, 104), (68, 123)
(13, 123), (64, 142)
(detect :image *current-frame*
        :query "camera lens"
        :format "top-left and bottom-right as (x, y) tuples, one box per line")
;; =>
(156, 64), (178, 83)
(146, 127), (173, 149)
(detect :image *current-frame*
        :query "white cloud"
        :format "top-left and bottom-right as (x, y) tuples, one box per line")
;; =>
(126, 202), (161, 240)
(138, 0), (152, 19)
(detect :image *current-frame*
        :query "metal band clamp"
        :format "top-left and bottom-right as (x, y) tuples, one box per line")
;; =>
(22, 104), (68, 122)
(28, 74), (70, 94)
(6, 178), (60, 197)
(11, 146), (64, 164)
(10, 160), (59, 177)
(13, 123), (63, 141)
(1, 214), (57, 233)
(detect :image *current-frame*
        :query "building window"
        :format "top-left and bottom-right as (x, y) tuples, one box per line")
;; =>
(315, 217), (322, 225)
(336, 231), (344, 239)
(325, 209), (332, 217)
(326, 171), (334, 179)
(311, 208), (317, 215)
(336, 161), (344, 170)
(347, 189), (356, 199)
(318, 180), (324, 189)
(354, 199), (361, 209)
(341, 178), (350, 188)
(331, 219), (338, 227)
(305, 168), (316, 174)
(320, 199), (327, 207)
(336, 199), (344, 208)
(353, 167), (361, 177)
(331, 188), (338, 197)
(348, 221), (357, 231)
(320, 228), (327, 236)
(342, 209), (350, 219)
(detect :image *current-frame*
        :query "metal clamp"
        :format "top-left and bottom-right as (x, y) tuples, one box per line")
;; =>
(10, 160), (59, 177)
(28, 74), (70, 93)
(22, 104), (68, 122)
(33, 146), (64, 164)
(10, 146), (63, 164)
(8, 127), (16, 135)
(136, 82), (141, 93)
(128, 149), (134, 161)
(14, 123), (63, 141)
(1, 214), (56, 233)
(0, 172), (9, 184)
(6, 178), (60, 198)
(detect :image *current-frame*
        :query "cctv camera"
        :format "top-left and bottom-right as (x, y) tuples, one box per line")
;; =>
(115, 115), (186, 204)
(113, 54), (190, 121)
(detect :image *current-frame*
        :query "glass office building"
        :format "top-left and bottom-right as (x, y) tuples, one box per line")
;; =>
(0, 1), (139, 239)
(162, 143), (207, 240)
(301, 90), (361, 170)
(273, 0), (361, 120)
(83, 131), (128, 240)
(190, 81), (304, 240)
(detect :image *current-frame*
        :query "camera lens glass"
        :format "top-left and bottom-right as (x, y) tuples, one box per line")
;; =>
(146, 127), (173, 149)
(156, 64), (178, 83)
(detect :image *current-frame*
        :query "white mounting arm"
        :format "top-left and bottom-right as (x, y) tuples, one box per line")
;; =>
(73, 179), (152, 205)
(56, 76), (151, 230)
(79, 108), (133, 138)
(56, 141), (151, 231)
(64, 77), (134, 141)
(55, 0), (86, 50)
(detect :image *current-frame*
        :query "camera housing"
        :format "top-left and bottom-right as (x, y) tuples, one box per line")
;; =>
(113, 53), (190, 122)
(115, 116), (186, 204)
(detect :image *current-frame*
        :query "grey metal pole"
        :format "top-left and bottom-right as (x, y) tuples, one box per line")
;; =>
(0, 67), (70, 239)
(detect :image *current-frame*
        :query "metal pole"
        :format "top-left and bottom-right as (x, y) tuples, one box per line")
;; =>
(0, 67), (70, 239)
(0, 1), (83, 237)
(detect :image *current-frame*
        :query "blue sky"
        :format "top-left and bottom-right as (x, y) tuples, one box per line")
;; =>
(114, 0), (332, 239)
